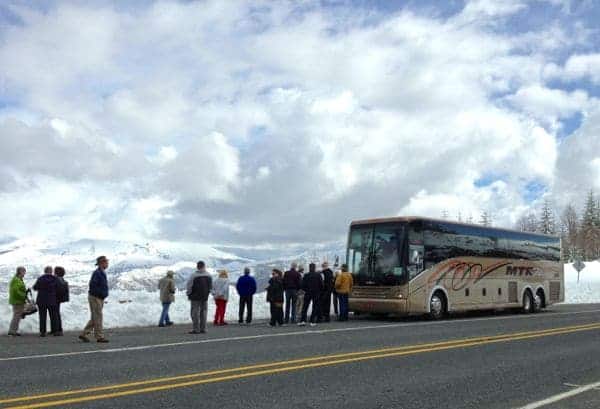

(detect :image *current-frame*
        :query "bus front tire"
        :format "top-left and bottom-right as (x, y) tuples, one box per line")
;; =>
(522, 290), (534, 314)
(429, 292), (447, 320)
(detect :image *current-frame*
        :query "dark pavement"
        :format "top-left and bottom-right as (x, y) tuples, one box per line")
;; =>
(1, 304), (600, 409)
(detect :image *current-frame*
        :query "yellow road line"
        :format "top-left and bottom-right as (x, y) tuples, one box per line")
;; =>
(3, 322), (600, 409)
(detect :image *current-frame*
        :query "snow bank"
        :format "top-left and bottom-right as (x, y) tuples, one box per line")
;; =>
(564, 260), (600, 304)
(0, 288), (271, 334)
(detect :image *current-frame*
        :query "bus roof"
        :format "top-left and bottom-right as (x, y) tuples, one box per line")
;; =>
(349, 216), (560, 239)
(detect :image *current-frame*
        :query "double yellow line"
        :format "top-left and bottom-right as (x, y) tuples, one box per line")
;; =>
(2, 321), (600, 409)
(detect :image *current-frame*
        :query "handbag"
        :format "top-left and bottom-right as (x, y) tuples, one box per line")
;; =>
(22, 289), (38, 318)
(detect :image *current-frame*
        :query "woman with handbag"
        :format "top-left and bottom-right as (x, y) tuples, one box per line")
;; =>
(8, 267), (27, 336)
(212, 270), (230, 326)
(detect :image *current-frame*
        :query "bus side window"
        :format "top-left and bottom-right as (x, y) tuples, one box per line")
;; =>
(408, 222), (424, 280)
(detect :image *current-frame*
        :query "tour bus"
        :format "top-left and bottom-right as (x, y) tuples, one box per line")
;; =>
(347, 217), (563, 319)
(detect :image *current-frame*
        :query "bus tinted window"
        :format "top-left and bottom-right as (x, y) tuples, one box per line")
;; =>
(423, 221), (560, 262)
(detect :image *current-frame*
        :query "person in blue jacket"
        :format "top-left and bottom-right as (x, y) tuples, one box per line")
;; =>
(236, 267), (257, 324)
(79, 256), (110, 343)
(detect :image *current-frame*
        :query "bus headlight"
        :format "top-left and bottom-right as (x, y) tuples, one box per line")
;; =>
(397, 294), (403, 299)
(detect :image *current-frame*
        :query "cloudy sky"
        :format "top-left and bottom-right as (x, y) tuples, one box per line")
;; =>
(0, 0), (599, 247)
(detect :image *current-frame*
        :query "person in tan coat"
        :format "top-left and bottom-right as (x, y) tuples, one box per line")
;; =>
(158, 271), (176, 327)
(334, 264), (353, 321)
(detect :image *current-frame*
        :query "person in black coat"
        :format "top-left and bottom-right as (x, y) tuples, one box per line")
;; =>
(267, 269), (284, 326)
(319, 262), (334, 322)
(33, 266), (59, 337)
(54, 266), (69, 336)
(299, 263), (323, 326)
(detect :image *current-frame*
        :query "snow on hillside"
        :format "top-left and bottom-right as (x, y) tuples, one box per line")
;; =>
(0, 238), (345, 333)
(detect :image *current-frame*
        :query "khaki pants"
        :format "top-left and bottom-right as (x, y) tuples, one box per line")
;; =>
(9, 304), (24, 334)
(81, 295), (104, 339)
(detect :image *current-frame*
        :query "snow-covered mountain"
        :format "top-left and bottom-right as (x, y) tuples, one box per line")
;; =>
(0, 237), (345, 294)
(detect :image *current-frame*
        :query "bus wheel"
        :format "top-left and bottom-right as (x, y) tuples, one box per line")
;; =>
(522, 291), (534, 314)
(429, 292), (447, 320)
(533, 290), (544, 313)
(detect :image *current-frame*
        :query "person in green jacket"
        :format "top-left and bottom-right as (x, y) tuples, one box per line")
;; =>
(8, 267), (27, 336)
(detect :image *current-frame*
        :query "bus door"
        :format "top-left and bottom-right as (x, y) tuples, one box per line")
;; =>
(407, 222), (425, 309)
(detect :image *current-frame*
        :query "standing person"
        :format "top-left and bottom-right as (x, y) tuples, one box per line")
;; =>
(296, 265), (305, 317)
(33, 266), (59, 337)
(236, 267), (256, 324)
(186, 261), (212, 334)
(158, 270), (176, 327)
(212, 270), (230, 326)
(283, 262), (302, 324)
(298, 263), (323, 327)
(79, 256), (110, 343)
(335, 264), (354, 321)
(8, 267), (27, 336)
(267, 269), (284, 326)
(54, 266), (69, 336)
(319, 262), (334, 322)
(332, 270), (340, 319)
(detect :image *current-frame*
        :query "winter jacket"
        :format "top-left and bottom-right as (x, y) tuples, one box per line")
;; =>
(236, 275), (257, 297)
(89, 268), (109, 300)
(187, 270), (212, 302)
(158, 276), (176, 303)
(56, 277), (70, 303)
(321, 268), (334, 292)
(212, 277), (230, 301)
(33, 274), (58, 306)
(335, 272), (354, 295)
(302, 271), (324, 296)
(283, 269), (302, 290)
(9, 276), (26, 305)
(266, 277), (284, 304)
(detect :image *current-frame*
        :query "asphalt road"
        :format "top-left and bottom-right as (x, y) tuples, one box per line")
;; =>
(2, 304), (600, 409)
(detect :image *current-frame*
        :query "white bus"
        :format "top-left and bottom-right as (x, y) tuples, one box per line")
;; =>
(347, 217), (563, 319)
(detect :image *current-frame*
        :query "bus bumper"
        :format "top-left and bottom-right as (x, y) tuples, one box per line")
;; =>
(349, 298), (408, 315)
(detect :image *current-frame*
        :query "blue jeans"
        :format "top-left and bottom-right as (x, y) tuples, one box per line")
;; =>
(338, 294), (349, 321)
(159, 302), (171, 325)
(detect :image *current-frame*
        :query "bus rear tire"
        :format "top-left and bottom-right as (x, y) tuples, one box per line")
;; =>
(429, 291), (447, 320)
(533, 290), (544, 313)
(522, 290), (534, 314)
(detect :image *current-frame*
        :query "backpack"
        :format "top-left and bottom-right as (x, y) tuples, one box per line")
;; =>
(56, 279), (70, 303)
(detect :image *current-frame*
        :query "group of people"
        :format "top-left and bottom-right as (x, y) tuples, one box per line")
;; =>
(6, 255), (353, 339)
(181, 262), (257, 333)
(265, 262), (353, 327)
(8, 265), (69, 337)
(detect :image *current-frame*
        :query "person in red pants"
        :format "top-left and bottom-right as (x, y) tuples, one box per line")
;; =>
(212, 270), (230, 325)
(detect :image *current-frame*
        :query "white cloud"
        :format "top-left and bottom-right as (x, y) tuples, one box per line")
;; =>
(0, 1), (595, 244)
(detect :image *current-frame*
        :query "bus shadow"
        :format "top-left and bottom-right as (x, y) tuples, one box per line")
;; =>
(350, 308), (546, 323)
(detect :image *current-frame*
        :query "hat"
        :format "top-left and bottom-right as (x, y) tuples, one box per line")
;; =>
(322, 261), (329, 268)
(95, 255), (109, 266)
(166, 270), (175, 277)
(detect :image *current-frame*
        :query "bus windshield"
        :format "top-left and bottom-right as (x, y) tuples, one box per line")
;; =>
(347, 223), (406, 285)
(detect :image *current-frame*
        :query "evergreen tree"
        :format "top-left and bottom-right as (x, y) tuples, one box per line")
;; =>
(539, 199), (556, 235)
(479, 211), (492, 227)
(581, 190), (600, 260)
